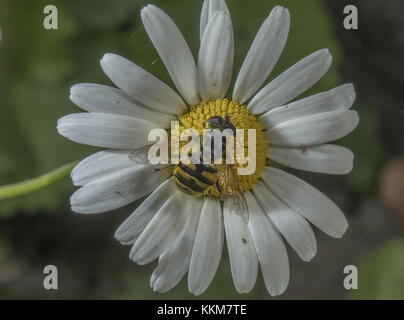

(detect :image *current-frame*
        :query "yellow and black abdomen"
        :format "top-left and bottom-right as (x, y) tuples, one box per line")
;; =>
(174, 162), (218, 197)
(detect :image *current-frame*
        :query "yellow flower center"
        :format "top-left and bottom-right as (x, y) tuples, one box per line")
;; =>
(174, 98), (266, 198)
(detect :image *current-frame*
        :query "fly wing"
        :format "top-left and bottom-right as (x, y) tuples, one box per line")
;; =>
(128, 145), (171, 171)
(220, 165), (249, 223)
(128, 145), (150, 164)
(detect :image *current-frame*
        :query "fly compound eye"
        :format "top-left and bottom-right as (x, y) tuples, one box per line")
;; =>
(206, 116), (224, 128)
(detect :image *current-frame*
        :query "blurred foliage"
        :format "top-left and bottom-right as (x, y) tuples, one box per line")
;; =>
(342, 102), (384, 195)
(0, 235), (14, 299)
(0, 0), (385, 299)
(350, 239), (404, 300)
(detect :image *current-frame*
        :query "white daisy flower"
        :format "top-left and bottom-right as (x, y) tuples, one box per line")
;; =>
(57, 0), (359, 296)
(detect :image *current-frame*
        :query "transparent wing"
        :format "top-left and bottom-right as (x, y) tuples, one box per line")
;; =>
(128, 145), (151, 164)
(128, 145), (172, 172)
(219, 165), (249, 223)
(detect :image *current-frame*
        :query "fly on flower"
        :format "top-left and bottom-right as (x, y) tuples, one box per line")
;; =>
(130, 112), (250, 222)
(57, 0), (358, 296)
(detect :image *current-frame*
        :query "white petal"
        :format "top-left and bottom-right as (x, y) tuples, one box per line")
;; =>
(71, 150), (135, 187)
(57, 113), (160, 149)
(141, 5), (199, 106)
(268, 144), (354, 175)
(100, 54), (186, 115)
(262, 167), (348, 238)
(130, 192), (191, 265)
(245, 191), (289, 296)
(252, 181), (317, 262)
(249, 49), (332, 115)
(151, 197), (203, 293)
(70, 165), (171, 214)
(233, 6), (290, 104)
(70, 83), (176, 128)
(200, 0), (230, 41)
(223, 199), (258, 293)
(188, 198), (224, 296)
(266, 110), (359, 147)
(259, 83), (356, 128)
(198, 11), (234, 101)
(114, 179), (176, 245)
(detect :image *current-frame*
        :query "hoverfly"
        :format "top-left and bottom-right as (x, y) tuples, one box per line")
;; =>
(129, 115), (248, 222)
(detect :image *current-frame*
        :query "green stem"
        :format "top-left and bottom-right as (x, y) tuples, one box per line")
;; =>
(0, 162), (77, 200)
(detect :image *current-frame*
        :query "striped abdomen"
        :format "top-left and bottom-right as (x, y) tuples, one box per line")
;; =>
(174, 162), (218, 197)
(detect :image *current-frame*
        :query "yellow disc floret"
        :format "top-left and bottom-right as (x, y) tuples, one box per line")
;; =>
(177, 98), (266, 198)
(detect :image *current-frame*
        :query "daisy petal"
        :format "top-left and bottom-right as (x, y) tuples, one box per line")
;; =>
(259, 83), (356, 128)
(70, 83), (175, 128)
(249, 49), (332, 115)
(198, 11), (234, 101)
(233, 6), (290, 104)
(151, 197), (203, 293)
(141, 5), (199, 106)
(114, 179), (176, 245)
(188, 198), (224, 296)
(252, 181), (317, 262)
(262, 167), (348, 238)
(100, 54), (186, 115)
(224, 199), (258, 293)
(267, 144), (354, 175)
(266, 110), (359, 147)
(245, 191), (289, 296)
(57, 113), (159, 149)
(130, 192), (190, 265)
(200, 0), (230, 41)
(71, 150), (134, 187)
(70, 165), (171, 214)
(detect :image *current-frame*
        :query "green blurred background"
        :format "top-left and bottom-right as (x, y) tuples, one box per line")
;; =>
(0, 0), (404, 299)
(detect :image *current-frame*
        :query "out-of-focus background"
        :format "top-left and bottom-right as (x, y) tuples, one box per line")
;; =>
(0, 0), (403, 299)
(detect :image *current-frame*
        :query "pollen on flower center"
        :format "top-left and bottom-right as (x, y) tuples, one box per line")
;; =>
(173, 98), (267, 198)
